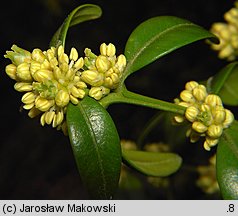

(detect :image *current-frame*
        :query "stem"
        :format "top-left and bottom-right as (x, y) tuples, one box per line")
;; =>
(137, 112), (164, 147)
(100, 86), (186, 115)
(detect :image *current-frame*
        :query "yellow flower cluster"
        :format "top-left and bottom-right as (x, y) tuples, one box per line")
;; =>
(174, 81), (234, 151)
(4, 43), (126, 133)
(82, 43), (126, 99)
(196, 154), (219, 194)
(210, 1), (238, 61)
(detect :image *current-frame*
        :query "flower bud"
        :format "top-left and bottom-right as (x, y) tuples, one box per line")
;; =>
(55, 90), (70, 107)
(223, 109), (234, 128)
(69, 95), (79, 105)
(81, 70), (104, 86)
(14, 82), (33, 92)
(101, 86), (110, 95)
(84, 48), (97, 60)
(52, 111), (64, 128)
(174, 115), (184, 123)
(203, 141), (211, 151)
(89, 87), (103, 100)
(115, 54), (127, 72)
(231, 35), (238, 49)
(41, 59), (51, 70)
(65, 69), (75, 80)
(69, 47), (78, 61)
(96, 55), (111, 72)
(107, 43), (116, 57)
(30, 61), (41, 75)
(32, 48), (46, 63)
(205, 94), (222, 107)
(224, 8), (238, 25)
(28, 107), (41, 118)
(192, 121), (208, 133)
(73, 75), (80, 83)
(53, 67), (62, 80)
(105, 68), (114, 76)
(49, 57), (58, 68)
(46, 49), (55, 60)
(185, 81), (198, 91)
(23, 103), (35, 110)
(200, 104), (210, 112)
(178, 101), (190, 108)
(5, 64), (17, 80)
(104, 77), (113, 88)
(213, 107), (226, 124)
(74, 57), (84, 70)
(21, 92), (36, 104)
(57, 45), (64, 57)
(75, 81), (87, 89)
(185, 106), (199, 122)
(219, 26), (232, 40)
(192, 85), (207, 101)
(113, 55), (126, 73)
(207, 124), (223, 139)
(180, 90), (194, 102)
(35, 97), (54, 112)
(206, 137), (219, 147)
(111, 73), (119, 84)
(45, 111), (55, 125)
(17, 63), (32, 81)
(4, 45), (31, 66)
(219, 45), (234, 59)
(40, 112), (46, 126)
(203, 138), (219, 151)
(77, 89), (86, 99)
(60, 62), (69, 73)
(59, 53), (69, 65)
(33, 69), (54, 82)
(70, 86), (85, 99)
(100, 43), (107, 56)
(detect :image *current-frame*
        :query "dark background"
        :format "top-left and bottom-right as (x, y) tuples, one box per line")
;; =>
(0, 0), (234, 199)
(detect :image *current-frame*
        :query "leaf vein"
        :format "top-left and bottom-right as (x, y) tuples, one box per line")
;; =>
(124, 22), (195, 76)
(78, 103), (107, 196)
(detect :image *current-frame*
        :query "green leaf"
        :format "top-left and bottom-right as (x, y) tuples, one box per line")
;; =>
(123, 16), (218, 81)
(50, 4), (102, 47)
(217, 120), (238, 199)
(122, 149), (182, 177)
(66, 97), (121, 199)
(208, 62), (238, 105)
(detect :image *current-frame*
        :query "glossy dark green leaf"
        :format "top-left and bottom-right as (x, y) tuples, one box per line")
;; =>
(66, 97), (121, 199)
(122, 149), (182, 177)
(50, 4), (102, 47)
(123, 16), (218, 81)
(208, 62), (238, 105)
(217, 120), (238, 199)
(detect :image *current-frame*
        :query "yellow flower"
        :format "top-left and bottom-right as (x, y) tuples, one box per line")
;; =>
(210, 1), (238, 61)
(4, 43), (127, 134)
(89, 86), (110, 101)
(174, 81), (234, 151)
(83, 43), (126, 90)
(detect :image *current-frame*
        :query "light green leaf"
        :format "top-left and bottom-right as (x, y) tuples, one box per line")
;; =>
(217, 120), (238, 199)
(122, 149), (182, 177)
(122, 16), (218, 82)
(66, 97), (121, 199)
(50, 4), (102, 47)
